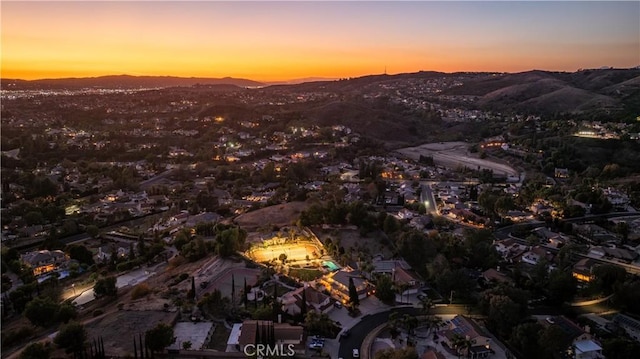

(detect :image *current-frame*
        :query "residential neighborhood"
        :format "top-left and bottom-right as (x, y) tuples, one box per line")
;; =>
(2, 66), (640, 359)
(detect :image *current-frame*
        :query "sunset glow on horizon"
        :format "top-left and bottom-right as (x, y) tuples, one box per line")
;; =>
(2, 1), (639, 81)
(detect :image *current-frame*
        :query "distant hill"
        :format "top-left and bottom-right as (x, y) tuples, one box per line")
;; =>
(444, 68), (640, 114)
(1, 75), (265, 90)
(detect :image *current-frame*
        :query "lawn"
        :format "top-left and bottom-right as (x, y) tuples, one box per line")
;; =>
(289, 268), (323, 281)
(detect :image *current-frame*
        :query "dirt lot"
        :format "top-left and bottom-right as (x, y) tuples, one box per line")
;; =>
(233, 201), (309, 230)
(84, 310), (179, 357)
(312, 226), (394, 260)
(396, 141), (518, 177)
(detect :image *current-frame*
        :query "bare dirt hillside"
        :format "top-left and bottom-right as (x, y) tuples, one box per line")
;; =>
(234, 201), (310, 230)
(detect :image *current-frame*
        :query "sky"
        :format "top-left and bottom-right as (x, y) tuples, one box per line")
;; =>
(2, 1), (639, 81)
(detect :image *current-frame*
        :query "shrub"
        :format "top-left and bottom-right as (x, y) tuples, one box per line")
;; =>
(131, 283), (151, 300)
(1, 326), (35, 347)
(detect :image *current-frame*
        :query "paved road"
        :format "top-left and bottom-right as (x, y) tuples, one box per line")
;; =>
(338, 307), (419, 359)
(420, 184), (439, 215)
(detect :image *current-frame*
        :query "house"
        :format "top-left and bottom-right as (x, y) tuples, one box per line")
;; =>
(440, 316), (494, 358)
(370, 260), (423, 289)
(280, 285), (334, 315)
(320, 268), (374, 303)
(573, 340), (603, 359)
(575, 224), (619, 244)
(482, 268), (513, 285)
(96, 243), (131, 262)
(555, 168), (570, 179)
(540, 316), (601, 358)
(493, 239), (529, 262)
(531, 227), (566, 244)
(232, 320), (305, 355)
(612, 314), (640, 343)
(421, 349), (446, 359)
(21, 250), (69, 276)
(520, 246), (554, 266)
(572, 258), (598, 283)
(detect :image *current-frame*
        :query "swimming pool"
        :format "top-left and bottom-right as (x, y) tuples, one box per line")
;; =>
(322, 260), (340, 272)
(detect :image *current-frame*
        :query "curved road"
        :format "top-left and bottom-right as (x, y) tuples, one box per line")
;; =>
(338, 307), (419, 359)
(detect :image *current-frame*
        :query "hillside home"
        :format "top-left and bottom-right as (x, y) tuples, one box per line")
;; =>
(440, 315), (494, 358)
(320, 268), (373, 303)
(230, 320), (305, 355)
(21, 250), (69, 276)
(280, 285), (333, 315)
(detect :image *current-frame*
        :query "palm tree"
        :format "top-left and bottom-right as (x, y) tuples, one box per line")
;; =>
(419, 296), (433, 316)
(450, 334), (475, 358)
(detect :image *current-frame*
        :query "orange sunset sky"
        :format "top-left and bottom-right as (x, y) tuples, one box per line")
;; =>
(2, 1), (639, 82)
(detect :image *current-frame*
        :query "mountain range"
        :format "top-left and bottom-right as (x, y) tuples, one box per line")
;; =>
(1, 75), (265, 90)
(3, 68), (639, 116)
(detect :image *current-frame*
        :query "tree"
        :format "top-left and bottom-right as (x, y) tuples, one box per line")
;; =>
(592, 264), (627, 294)
(383, 215), (400, 234)
(85, 225), (100, 239)
(54, 321), (87, 354)
(304, 311), (336, 337)
(537, 325), (568, 357)
(300, 287), (308, 318)
(348, 277), (359, 306)
(94, 276), (117, 297)
(419, 296), (433, 316)
(374, 347), (417, 359)
(20, 342), (52, 359)
(509, 322), (543, 359)
(24, 296), (59, 328)
(487, 295), (521, 339)
(374, 275), (395, 304)
(24, 211), (44, 226)
(602, 338), (640, 359)
(56, 302), (77, 324)
(615, 222), (630, 244)
(66, 244), (95, 265)
(182, 341), (192, 350)
(189, 276), (196, 301)
(145, 322), (176, 353)
(547, 270), (577, 305)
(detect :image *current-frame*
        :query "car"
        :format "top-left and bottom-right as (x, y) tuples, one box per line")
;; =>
(340, 330), (350, 339)
(334, 301), (343, 308)
(308, 342), (323, 350)
(352, 348), (360, 358)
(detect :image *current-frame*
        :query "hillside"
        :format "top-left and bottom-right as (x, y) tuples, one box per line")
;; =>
(445, 68), (640, 114)
(1, 75), (265, 90)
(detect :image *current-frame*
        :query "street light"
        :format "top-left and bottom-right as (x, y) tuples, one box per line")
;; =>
(72, 283), (76, 295)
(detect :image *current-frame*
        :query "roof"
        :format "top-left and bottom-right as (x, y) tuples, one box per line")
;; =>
(613, 313), (640, 332)
(446, 315), (486, 340)
(392, 266), (422, 285)
(373, 260), (411, 273)
(227, 323), (242, 346)
(421, 349), (446, 359)
(237, 321), (303, 346)
(331, 270), (366, 289)
(547, 316), (585, 341)
(574, 340), (602, 353)
(482, 268), (513, 284)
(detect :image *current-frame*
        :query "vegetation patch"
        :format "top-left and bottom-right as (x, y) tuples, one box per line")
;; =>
(288, 268), (323, 281)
